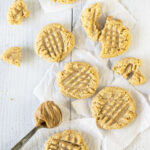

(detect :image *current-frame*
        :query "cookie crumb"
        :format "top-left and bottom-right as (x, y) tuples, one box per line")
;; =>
(10, 98), (14, 101)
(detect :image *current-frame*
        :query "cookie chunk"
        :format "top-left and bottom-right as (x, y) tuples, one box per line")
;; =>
(81, 3), (101, 42)
(113, 57), (146, 85)
(35, 101), (62, 128)
(100, 16), (131, 58)
(35, 24), (75, 62)
(54, 0), (77, 4)
(113, 57), (142, 79)
(1, 47), (21, 67)
(7, 0), (30, 25)
(45, 130), (88, 150)
(57, 62), (99, 99)
(91, 87), (136, 130)
(129, 70), (146, 86)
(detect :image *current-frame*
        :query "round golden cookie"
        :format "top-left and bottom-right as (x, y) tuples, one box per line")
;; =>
(35, 24), (75, 62)
(81, 3), (101, 42)
(91, 87), (136, 130)
(7, 0), (30, 25)
(45, 130), (88, 150)
(35, 101), (62, 128)
(53, 0), (78, 4)
(100, 16), (132, 58)
(57, 61), (99, 99)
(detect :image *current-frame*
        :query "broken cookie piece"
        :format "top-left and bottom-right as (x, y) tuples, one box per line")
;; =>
(113, 57), (142, 79)
(1, 47), (21, 67)
(129, 70), (146, 86)
(7, 0), (30, 25)
(100, 16), (131, 58)
(113, 57), (146, 86)
(81, 3), (101, 42)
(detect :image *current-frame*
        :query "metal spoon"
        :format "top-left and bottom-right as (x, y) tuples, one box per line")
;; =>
(11, 126), (40, 150)
(11, 101), (62, 150)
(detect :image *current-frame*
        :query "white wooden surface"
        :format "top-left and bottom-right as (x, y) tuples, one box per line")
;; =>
(0, 0), (150, 150)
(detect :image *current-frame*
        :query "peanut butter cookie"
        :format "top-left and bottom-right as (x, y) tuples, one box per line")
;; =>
(100, 16), (131, 58)
(35, 24), (75, 62)
(45, 130), (88, 150)
(128, 70), (146, 86)
(81, 3), (101, 42)
(35, 101), (62, 128)
(113, 57), (142, 79)
(91, 87), (136, 130)
(7, 0), (30, 25)
(57, 62), (99, 99)
(113, 57), (146, 85)
(1, 47), (21, 67)
(53, 0), (77, 4)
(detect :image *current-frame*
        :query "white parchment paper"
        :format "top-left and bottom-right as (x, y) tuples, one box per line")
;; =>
(38, 0), (84, 13)
(72, 76), (150, 150)
(73, 0), (136, 56)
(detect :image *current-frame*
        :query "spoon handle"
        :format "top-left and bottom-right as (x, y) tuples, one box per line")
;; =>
(11, 126), (39, 150)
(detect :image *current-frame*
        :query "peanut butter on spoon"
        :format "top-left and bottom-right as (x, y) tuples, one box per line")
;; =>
(35, 101), (62, 128)
(11, 101), (62, 150)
